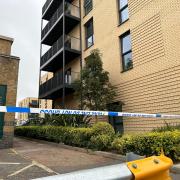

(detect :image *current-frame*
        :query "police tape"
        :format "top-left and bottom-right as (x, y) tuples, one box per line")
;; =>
(1, 106), (180, 119)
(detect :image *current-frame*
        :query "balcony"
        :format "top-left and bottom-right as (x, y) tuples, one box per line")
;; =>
(39, 71), (79, 99)
(42, 0), (61, 20)
(41, 2), (80, 46)
(41, 35), (81, 72)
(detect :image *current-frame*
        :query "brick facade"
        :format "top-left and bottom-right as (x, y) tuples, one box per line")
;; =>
(41, 0), (180, 133)
(0, 35), (20, 148)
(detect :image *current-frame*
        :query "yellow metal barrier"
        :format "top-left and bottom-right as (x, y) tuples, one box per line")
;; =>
(127, 153), (173, 180)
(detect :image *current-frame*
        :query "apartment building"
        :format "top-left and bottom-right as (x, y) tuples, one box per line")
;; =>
(0, 35), (20, 148)
(18, 97), (39, 125)
(39, 0), (180, 133)
(39, 73), (53, 118)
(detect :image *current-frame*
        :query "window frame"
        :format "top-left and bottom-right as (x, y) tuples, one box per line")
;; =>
(120, 31), (133, 72)
(118, 0), (129, 24)
(84, 18), (94, 49)
(84, 0), (93, 16)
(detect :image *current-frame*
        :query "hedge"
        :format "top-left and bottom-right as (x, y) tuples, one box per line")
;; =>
(15, 122), (115, 149)
(111, 130), (180, 161)
(15, 125), (180, 161)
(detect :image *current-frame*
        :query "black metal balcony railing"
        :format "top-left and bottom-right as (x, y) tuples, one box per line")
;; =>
(39, 71), (79, 97)
(42, 2), (80, 40)
(42, 0), (53, 15)
(41, 35), (80, 67)
(42, 3), (63, 39)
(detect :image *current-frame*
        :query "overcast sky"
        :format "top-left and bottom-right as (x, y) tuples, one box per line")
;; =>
(0, 0), (46, 104)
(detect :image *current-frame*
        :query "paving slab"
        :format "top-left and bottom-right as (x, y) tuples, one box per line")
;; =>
(0, 137), (179, 179)
(13, 137), (121, 174)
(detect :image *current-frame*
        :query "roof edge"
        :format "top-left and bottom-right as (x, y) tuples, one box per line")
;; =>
(0, 35), (14, 43)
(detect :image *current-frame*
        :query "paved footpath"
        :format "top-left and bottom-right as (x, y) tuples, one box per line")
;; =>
(0, 137), (120, 179)
(0, 137), (179, 180)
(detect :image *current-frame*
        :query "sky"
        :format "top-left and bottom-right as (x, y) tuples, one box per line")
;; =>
(0, 0), (46, 104)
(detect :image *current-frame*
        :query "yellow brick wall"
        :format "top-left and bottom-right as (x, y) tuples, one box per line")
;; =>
(0, 37), (13, 55)
(0, 36), (19, 148)
(78, 0), (180, 132)
(18, 97), (39, 122)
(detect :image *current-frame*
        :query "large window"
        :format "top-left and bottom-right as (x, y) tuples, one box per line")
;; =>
(85, 18), (94, 49)
(120, 32), (133, 71)
(118, 0), (129, 24)
(84, 0), (93, 15)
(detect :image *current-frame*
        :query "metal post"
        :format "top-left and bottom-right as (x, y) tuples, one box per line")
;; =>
(79, 0), (83, 110)
(62, 0), (65, 108)
(38, 17), (43, 109)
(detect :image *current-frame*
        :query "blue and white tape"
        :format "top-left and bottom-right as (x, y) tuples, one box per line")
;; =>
(0, 106), (180, 119)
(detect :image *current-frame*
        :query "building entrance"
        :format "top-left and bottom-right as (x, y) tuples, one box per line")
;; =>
(0, 85), (7, 139)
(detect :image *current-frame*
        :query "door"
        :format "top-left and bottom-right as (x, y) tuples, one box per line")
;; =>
(108, 102), (124, 134)
(0, 85), (7, 139)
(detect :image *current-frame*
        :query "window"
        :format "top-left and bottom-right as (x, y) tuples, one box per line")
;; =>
(84, 0), (93, 15)
(118, 0), (129, 24)
(85, 18), (94, 48)
(120, 32), (133, 71)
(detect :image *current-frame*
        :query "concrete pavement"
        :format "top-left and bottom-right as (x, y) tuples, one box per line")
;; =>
(0, 137), (179, 180)
(0, 137), (121, 179)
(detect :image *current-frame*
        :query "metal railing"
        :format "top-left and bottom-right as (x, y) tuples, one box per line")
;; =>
(39, 71), (79, 97)
(41, 35), (80, 67)
(33, 163), (132, 180)
(42, 2), (63, 39)
(42, 2), (80, 40)
(42, 0), (53, 15)
(41, 35), (63, 66)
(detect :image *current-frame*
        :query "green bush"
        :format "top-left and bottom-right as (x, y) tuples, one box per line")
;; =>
(153, 122), (180, 132)
(15, 126), (93, 147)
(15, 125), (180, 161)
(15, 123), (114, 150)
(91, 122), (115, 137)
(111, 130), (180, 161)
(90, 135), (112, 150)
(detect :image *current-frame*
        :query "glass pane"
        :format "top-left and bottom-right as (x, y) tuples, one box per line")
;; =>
(120, 7), (129, 23)
(123, 52), (133, 71)
(86, 20), (93, 37)
(84, 0), (92, 15)
(84, 0), (91, 6)
(87, 35), (94, 48)
(119, 0), (128, 9)
(122, 33), (131, 53)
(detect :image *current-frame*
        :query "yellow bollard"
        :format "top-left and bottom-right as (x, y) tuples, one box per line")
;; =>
(127, 153), (173, 180)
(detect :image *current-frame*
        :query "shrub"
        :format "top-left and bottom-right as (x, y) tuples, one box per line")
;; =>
(90, 135), (112, 150)
(153, 122), (180, 132)
(111, 130), (180, 161)
(26, 114), (91, 127)
(15, 123), (113, 150)
(15, 126), (93, 147)
(91, 122), (115, 137)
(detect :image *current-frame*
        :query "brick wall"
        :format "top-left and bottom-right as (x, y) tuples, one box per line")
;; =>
(80, 0), (180, 132)
(0, 37), (19, 148)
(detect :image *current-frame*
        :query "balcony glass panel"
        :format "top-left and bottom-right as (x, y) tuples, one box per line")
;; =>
(65, 2), (80, 18)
